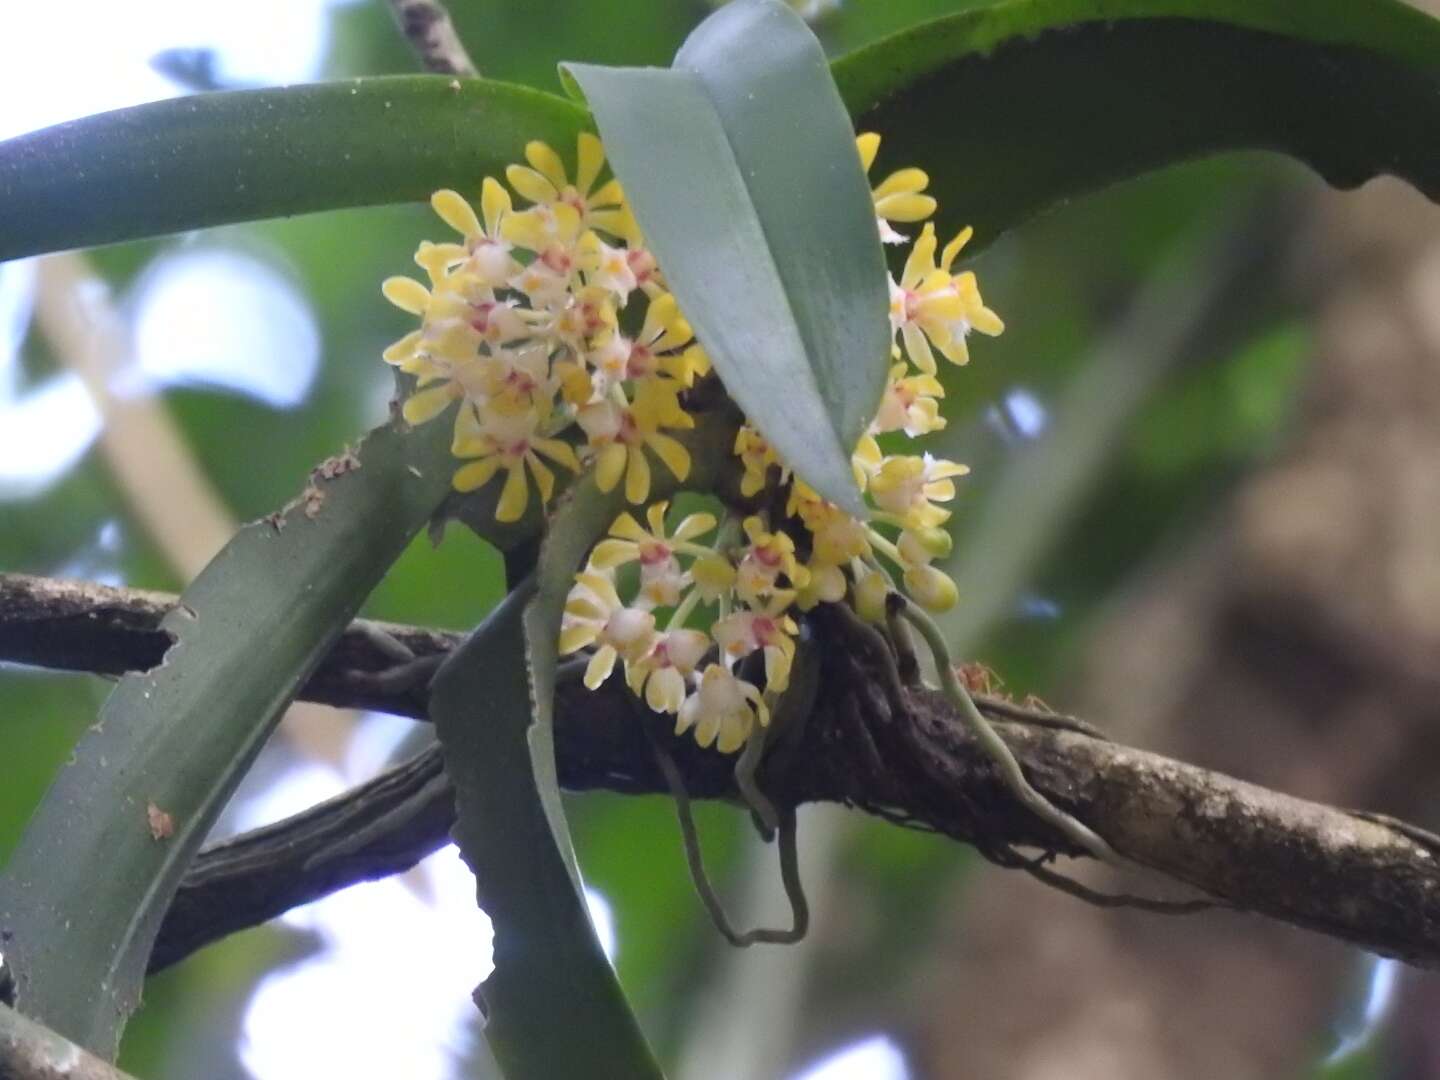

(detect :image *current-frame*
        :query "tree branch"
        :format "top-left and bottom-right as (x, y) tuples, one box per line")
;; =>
(383, 0), (478, 77)
(5, 573), (1439, 971)
(0, 1003), (138, 1080)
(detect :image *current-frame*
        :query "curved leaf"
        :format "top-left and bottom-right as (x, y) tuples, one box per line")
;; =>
(0, 414), (456, 1055)
(430, 483), (663, 1079)
(0, 76), (587, 262)
(7, 0), (1437, 273)
(565, 0), (887, 514)
(832, 0), (1440, 245)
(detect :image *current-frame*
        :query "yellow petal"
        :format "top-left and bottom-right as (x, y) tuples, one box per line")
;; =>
(559, 624), (597, 654)
(647, 668), (684, 714)
(902, 323), (937, 375)
(382, 276), (430, 315)
(855, 132), (880, 172)
(672, 512), (716, 543)
(506, 165), (558, 206)
(875, 192), (937, 223)
(480, 176), (512, 234)
(525, 140), (568, 192)
(716, 714), (747, 754)
(695, 709), (720, 749)
(646, 433), (690, 482)
(872, 167), (929, 200)
(382, 330), (422, 365)
(590, 539), (638, 569)
(451, 455), (501, 493)
(527, 452), (556, 504)
(901, 224), (937, 287)
(532, 437), (581, 472)
(402, 384), (456, 425)
(940, 226), (975, 271)
(584, 645), (617, 689)
(625, 445), (652, 504)
(431, 189), (482, 238)
(590, 177), (624, 209)
(495, 461), (530, 522)
(576, 132), (606, 193)
(595, 443), (627, 492)
(608, 512), (648, 543)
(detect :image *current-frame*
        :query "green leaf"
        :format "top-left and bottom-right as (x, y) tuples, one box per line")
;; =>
(430, 481), (663, 1079)
(7, 0), (1440, 270)
(0, 415), (455, 1056)
(0, 76), (587, 262)
(832, 0), (1440, 246)
(565, 0), (889, 515)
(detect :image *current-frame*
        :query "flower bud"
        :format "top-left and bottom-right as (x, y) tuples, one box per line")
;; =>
(854, 568), (889, 623)
(903, 564), (958, 613)
(898, 526), (951, 565)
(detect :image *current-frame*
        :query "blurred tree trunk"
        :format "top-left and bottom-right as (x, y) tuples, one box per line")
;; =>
(911, 170), (1440, 1079)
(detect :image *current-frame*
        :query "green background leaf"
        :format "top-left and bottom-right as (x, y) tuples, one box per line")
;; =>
(0, 414), (455, 1056)
(675, 0), (892, 458)
(834, 0), (1440, 246)
(431, 561), (662, 1080)
(0, 77), (587, 262)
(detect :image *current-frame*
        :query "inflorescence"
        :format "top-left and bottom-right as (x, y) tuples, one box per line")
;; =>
(382, 131), (1002, 756)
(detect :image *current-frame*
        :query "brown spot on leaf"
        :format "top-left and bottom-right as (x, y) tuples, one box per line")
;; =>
(147, 802), (175, 841)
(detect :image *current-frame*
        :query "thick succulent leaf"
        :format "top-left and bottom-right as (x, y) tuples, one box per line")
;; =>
(0, 76), (587, 262)
(430, 484), (662, 1079)
(0, 414), (456, 1056)
(565, 1), (888, 515)
(5, 0), (1439, 270)
(833, 0), (1440, 246)
(674, 0), (892, 462)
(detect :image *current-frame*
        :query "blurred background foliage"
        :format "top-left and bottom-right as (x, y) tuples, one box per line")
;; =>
(0, 1), (1430, 1077)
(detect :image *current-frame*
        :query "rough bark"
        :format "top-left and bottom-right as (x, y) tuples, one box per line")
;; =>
(3, 573), (1440, 976)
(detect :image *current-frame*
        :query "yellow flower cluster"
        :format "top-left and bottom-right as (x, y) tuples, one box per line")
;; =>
(725, 132), (1002, 626)
(559, 502), (804, 753)
(385, 130), (1002, 754)
(381, 134), (709, 521)
(557, 134), (1002, 754)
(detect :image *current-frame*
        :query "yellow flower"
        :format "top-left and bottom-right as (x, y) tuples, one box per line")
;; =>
(505, 133), (630, 236)
(795, 557), (847, 611)
(691, 552), (738, 602)
(733, 425), (783, 497)
(577, 379), (694, 505)
(587, 292), (694, 387)
(891, 224), (1005, 372)
(712, 592), (799, 692)
(870, 361), (946, 437)
(867, 453), (970, 529)
(626, 628), (711, 714)
(559, 570), (658, 689)
(735, 516), (809, 602)
(903, 563), (958, 612)
(450, 404), (581, 522)
(787, 482), (870, 565)
(426, 179), (520, 288)
(895, 526), (958, 612)
(889, 224), (968, 374)
(856, 132), (936, 244)
(577, 229), (638, 300)
(676, 664), (769, 754)
(589, 501), (717, 608)
(853, 564), (890, 623)
(502, 202), (586, 306)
